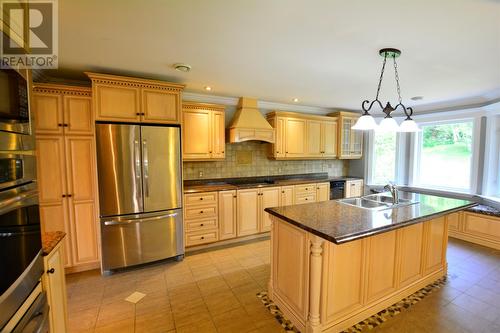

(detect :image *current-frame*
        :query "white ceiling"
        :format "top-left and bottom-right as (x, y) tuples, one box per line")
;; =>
(50, 0), (500, 112)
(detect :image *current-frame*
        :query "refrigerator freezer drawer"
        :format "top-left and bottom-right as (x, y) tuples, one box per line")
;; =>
(100, 209), (184, 271)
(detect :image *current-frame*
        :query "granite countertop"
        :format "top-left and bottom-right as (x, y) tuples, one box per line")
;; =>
(465, 204), (500, 218)
(184, 173), (362, 193)
(265, 191), (475, 244)
(42, 231), (66, 256)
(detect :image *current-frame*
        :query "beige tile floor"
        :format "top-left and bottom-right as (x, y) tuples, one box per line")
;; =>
(66, 238), (500, 333)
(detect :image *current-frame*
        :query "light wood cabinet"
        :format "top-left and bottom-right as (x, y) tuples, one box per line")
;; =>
(280, 186), (294, 206)
(345, 179), (364, 198)
(237, 186), (281, 236)
(316, 183), (330, 202)
(33, 85), (100, 273)
(267, 112), (339, 160)
(328, 111), (363, 159)
(182, 102), (226, 160)
(42, 240), (68, 333)
(294, 182), (330, 204)
(33, 84), (92, 136)
(448, 212), (500, 250)
(218, 190), (237, 240)
(184, 192), (219, 246)
(86, 72), (184, 124)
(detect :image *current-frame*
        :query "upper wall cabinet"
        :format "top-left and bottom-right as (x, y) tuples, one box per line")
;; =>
(182, 102), (226, 161)
(33, 83), (93, 136)
(266, 111), (338, 160)
(86, 72), (185, 124)
(328, 111), (363, 159)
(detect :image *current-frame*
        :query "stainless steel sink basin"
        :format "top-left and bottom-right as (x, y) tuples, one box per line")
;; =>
(338, 192), (419, 211)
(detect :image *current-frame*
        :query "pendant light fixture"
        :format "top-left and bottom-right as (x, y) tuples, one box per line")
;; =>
(352, 48), (420, 132)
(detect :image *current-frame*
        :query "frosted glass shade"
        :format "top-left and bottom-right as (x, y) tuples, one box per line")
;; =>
(378, 117), (399, 132)
(352, 115), (378, 130)
(399, 119), (421, 132)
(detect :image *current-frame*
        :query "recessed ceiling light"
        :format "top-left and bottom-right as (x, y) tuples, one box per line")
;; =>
(410, 96), (424, 101)
(292, 98), (299, 103)
(204, 86), (212, 91)
(173, 63), (191, 72)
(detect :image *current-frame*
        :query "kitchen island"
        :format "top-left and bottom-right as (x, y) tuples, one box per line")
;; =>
(264, 192), (475, 333)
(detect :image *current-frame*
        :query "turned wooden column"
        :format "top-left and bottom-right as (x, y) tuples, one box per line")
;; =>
(307, 235), (324, 333)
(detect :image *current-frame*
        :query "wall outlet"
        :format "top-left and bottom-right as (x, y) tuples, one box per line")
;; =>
(198, 170), (204, 178)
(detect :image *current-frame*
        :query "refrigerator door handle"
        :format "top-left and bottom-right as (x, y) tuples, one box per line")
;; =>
(103, 212), (179, 226)
(143, 139), (149, 197)
(134, 140), (141, 181)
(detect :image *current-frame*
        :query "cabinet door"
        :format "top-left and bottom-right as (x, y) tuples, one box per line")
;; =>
(182, 109), (212, 160)
(322, 121), (337, 157)
(260, 187), (281, 232)
(36, 136), (72, 267)
(219, 190), (237, 240)
(33, 93), (64, 135)
(274, 118), (285, 158)
(94, 84), (141, 121)
(44, 245), (68, 333)
(365, 231), (397, 302)
(423, 217), (447, 274)
(63, 96), (93, 135)
(339, 117), (352, 158)
(141, 88), (180, 123)
(345, 180), (363, 198)
(316, 183), (330, 202)
(211, 111), (225, 158)
(65, 136), (99, 265)
(447, 212), (461, 232)
(280, 186), (294, 206)
(237, 189), (259, 236)
(284, 118), (307, 158)
(306, 120), (322, 157)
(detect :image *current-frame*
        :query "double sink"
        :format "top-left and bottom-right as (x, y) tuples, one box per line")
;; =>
(338, 192), (418, 211)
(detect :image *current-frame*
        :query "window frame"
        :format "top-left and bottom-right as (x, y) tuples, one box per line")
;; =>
(366, 130), (403, 186)
(409, 117), (480, 193)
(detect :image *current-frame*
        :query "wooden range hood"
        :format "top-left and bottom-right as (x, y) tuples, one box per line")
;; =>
(228, 97), (275, 143)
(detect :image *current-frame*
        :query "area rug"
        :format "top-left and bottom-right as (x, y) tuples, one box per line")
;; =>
(257, 275), (448, 333)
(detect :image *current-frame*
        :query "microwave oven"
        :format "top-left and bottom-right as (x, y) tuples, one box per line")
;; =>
(0, 66), (31, 135)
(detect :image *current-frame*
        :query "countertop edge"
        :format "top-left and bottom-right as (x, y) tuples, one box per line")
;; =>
(265, 202), (477, 244)
(42, 231), (66, 256)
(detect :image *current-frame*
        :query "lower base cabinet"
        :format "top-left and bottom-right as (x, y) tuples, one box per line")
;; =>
(448, 211), (500, 250)
(42, 240), (68, 333)
(219, 190), (237, 240)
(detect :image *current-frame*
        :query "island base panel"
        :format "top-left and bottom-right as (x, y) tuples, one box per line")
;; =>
(269, 216), (449, 333)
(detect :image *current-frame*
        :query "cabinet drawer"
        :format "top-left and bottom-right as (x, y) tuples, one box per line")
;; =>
(186, 230), (219, 247)
(185, 192), (217, 206)
(295, 194), (316, 205)
(185, 218), (218, 232)
(185, 206), (217, 219)
(294, 183), (316, 195)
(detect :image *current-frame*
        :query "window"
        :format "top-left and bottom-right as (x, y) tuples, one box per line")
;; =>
(416, 121), (474, 191)
(370, 131), (398, 185)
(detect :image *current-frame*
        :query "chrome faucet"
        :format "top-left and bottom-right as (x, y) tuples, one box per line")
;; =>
(384, 183), (399, 204)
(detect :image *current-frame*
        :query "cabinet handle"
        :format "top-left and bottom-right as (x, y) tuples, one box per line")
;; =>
(200, 223), (204, 227)
(233, 196), (237, 198)
(57, 123), (63, 127)
(305, 198), (308, 201)
(276, 151), (280, 153)
(286, 151), (289, 153)
(209, 151), (212, 153)
(282, 191), (285, 193)
(62, 194), (66, 198)
(201, 236), (205, 240)
(317, 187), (320, 190)
(136, 113), (140, 116)
(67, 194), (73, 197)
(63, 124), (69, 127)
(222, 151), (224, 153)
(47, 268), (55, 274)
(141, 113), (145, 116)
(200, 210), (203, 214)
(200, 197), (203, 200)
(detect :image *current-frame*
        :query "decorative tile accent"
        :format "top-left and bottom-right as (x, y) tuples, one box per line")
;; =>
(124, 291), (146, 304)
(183, 141), (347, 180)
(257, 276), (448, 333)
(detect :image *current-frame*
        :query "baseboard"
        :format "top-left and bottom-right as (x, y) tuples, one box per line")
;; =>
(186, 232), (270, 254)
(65, 261), (100, 274)
(449, 232), (500, 250)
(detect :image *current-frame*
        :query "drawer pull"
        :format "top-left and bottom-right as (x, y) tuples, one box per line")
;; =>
(200, 197), (203, 200)
(200, 210), (204, 214)
(305, 198), (308, 201)
(57, 123), (63, 127)
(201, 236), (205, 240)
(200, 223), (204, 226)
(136, 113), (140, 115)
(47, 268), (55, 274)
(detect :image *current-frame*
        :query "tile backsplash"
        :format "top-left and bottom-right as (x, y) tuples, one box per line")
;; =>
(183, 141), (347, 180)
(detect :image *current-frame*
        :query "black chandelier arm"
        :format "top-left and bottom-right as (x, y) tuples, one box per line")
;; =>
(362, 99), (384, 113)
(393, 103), (414, 119)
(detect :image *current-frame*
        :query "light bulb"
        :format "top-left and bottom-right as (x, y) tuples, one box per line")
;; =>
(378, 117), (399, 132)
(352, 115), (378, 130)
(399, 119), (421, 132)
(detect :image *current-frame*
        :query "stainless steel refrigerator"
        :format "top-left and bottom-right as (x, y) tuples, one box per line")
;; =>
(95, 123), (184, 272)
